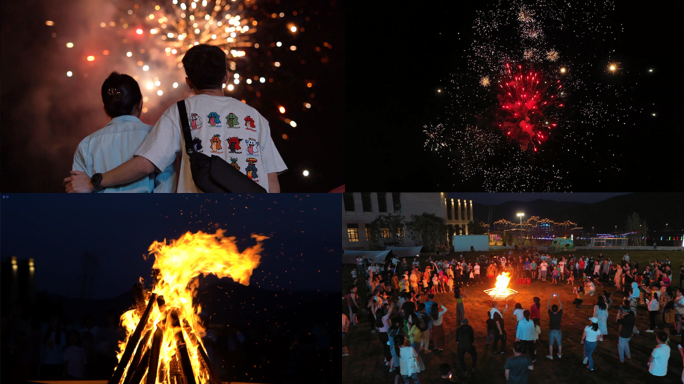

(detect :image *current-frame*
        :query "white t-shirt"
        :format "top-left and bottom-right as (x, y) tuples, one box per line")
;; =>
(584, 326), (601, 342)
(474, 265), (480, 274)
(649, 344), (670, 376)
(135, 94), (287, 192)
(541, 262), (548, 271)
(513, 308), (526, 322)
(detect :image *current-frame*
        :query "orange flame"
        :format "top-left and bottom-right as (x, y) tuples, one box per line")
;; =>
(116, 229), (266, 384)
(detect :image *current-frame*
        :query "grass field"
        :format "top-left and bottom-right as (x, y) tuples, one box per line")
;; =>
(342, 249), (684, 384)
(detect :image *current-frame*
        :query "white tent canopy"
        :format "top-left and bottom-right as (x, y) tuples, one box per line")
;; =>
(385, 246), (423, 258)
(342, 250), (392, 264)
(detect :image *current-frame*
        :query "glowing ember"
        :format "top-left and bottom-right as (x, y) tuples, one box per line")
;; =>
(496, 63), (562, 151)
(113, 229), (267, 384)
(484, 272), (518, 301)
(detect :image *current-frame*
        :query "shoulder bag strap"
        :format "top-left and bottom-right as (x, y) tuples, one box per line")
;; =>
(177, 100), (195, 155)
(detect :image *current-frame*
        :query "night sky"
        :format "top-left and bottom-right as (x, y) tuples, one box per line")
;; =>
(0, 0), (344, 193)
(0, 194), (341, 299)
(348, 0), (684, 192)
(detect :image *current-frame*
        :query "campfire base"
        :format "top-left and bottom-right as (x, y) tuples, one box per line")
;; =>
(483, 288), (519, 306)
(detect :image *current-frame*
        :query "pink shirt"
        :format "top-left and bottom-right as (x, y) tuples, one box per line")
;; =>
(530, 304), (541, 319)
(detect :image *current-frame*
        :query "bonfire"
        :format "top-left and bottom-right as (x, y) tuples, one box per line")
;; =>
(109, 230), (267, 384)
(484, 272), (519, 302)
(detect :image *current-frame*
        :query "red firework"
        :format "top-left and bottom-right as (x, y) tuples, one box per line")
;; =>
(496, 63), (562, 151)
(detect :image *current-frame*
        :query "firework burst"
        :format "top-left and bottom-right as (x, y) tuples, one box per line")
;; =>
(425, 0), (634, 191)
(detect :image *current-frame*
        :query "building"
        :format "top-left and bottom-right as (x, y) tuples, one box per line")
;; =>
(1, 256), (36, 309)
(342, 192), (475, 250)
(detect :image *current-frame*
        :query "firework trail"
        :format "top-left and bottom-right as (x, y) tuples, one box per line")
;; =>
(425, 0), (639, 191)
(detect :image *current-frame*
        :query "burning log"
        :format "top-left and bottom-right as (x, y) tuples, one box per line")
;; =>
(146, 326), (164, 384)
(123, 329), (152, 384)
(109, 293), (158, 384)
(484, 272), (519, 303)
(127, 349), (151, 384)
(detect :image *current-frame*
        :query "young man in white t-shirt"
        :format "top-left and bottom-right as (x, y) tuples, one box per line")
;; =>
(648, 332), (670, 378)
(66, 44), (287, 193)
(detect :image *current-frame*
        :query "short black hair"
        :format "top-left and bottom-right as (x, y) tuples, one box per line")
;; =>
(182, 44), (227, 90)
(513, 341), (524, 353)
(551, 304), (558, 312)
(657, 332), (668, 343)
(101, 72), (142, 118)
(438, 363), (451, 376)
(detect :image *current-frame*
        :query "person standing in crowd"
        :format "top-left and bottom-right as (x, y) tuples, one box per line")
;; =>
(42, 315), (67, 379)
(530, 297), (541, 327)
(593, 296), (609, 336)
(629, 281), (641, 334)
(490, 302), (509, 354)
(474, 262), (481, 284)
(406, 313), (423, 354)
(580, 317), (603, 372)
(430, 304), (447, 353)
(646, 292), (660, 332)
(456, 318), (477, 377)
(515, 310), (537, 362)
(345, 287), (359, 326)
(675, 289), (684, 337)
(342, 310), (350, 357)
(616, 303), (635, 363)
(416, 304), (431, 354)
(504, 341), (534, 384)
(573, 285), (584, 308)
(397, 335), (423, 384)
(63, 330), (87, 379)
(378, 303), (394, 364)
(513, 303), (525, 333)
(540, 260), (548, 282)
(454, 288), (467, 327)
(647, 332), (670, 383)
(546, 294), (563, 359)
(388, 319), (403, 374)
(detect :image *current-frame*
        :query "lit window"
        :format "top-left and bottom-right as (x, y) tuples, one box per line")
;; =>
(347, 224), (359, 242)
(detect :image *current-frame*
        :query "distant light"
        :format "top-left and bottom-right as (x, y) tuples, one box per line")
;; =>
(171, 49), (177, 54)
(290, 45), (297, 51)
(45, 20), (54, 26)
(290, 120), (297, 127)
(437, 89), (441, 93)
(143, 65), (149, 71)
(274, 62), (280, 67)
(177, 34), (184, 41)
(276, 41), (282, 47)
(259, 77), (266, 83)
(137, 61), (143, 66)
(304, 102), (311, 109)
(150, 28), (158, 34)
(136, 28), (143, 35)
(246, 79), (252, 84)
(227, 84), (234, 91)
(100, 22), (106, 28)
(307, 82), (313, 88)
(279, 106), (286, 113)
(87, 55), (95, 61)
(233, 78), (239, 84)
(173, 82), (179, 88)
(290, 26), (297, 32)
(649, 68), (653, 73)
(149, 14), (155, 19)
(303, 170), (310, 177)
(157, 90), (163, 96)
(560, 67), (566, 74)
(126, 51), (133, 57)
(652, 113), (656, 117)
(234, 73), (240, 78)
(66, 71), (73, 77)
(142, 107), (148, 113)
(282, 134), (288, 140)
(146, 82), (153, 89)
(211, 34), (217, 40)
(103, 50), (110, 55)
(154, 80), (161, 86)
(66, 42), (74, 48)
(167, 32), (174, 38)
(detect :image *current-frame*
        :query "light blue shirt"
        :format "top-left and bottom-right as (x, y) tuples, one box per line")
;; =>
(516, 318), (536, 341)
(72, 115), (176, 193)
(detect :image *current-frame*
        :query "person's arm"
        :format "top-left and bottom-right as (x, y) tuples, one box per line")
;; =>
(505, 369), (510, 381)
(528, 362), (534, 371)
(548, 294), (553, 310)
(581, 329), (586, 344)
(65, 156), (157, 193)
(558, 295), (563, 310)
(267, 172), (280, 192)
(496, 319), (503, 335)
(441, 305), (447, 313)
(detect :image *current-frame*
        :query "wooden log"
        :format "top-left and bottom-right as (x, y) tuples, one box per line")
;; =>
(198, 343), (222, 384)
(176, 330), (197, 384)
(127, 348), (150, 384)
(146, 326), (164, 384)
(132, 283), (146, 315)
(123, 329), (152, 384)
(109, 293), (158, 384)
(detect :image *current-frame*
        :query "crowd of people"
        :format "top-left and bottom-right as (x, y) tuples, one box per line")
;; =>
(343, 250), (684, 384)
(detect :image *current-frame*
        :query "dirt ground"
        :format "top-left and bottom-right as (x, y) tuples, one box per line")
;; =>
(342, 249), (684, 384)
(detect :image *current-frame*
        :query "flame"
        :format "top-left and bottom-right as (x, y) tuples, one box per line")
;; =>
(484, 272), (517, 300)
(115, 229), (266, 384)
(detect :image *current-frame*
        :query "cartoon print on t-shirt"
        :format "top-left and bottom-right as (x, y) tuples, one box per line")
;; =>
(226, 137), (242, 153)
(229, 157), (240, 171)
(245, 138), (259, 156)
(244, 116), (256, 132)
(207, 112), (222, 127)
(189, 113), (202, 130)
(246, 158), (259, 181)
(226, 113), (240, 128)
(210, 134), (223, 153)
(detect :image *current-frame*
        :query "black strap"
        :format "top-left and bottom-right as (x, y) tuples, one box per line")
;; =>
(177, 101), (195, 155)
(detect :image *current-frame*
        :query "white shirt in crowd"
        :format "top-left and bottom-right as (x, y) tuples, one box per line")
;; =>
(513, 308), (526, 322)
(649, 343), (670, 376)
(135, 95), (287, 193)
(584, 326), (602, 342)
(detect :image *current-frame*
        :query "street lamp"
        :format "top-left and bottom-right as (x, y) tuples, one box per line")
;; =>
(517, 213), (525, 244)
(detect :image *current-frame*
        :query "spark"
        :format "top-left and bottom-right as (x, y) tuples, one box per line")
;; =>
(480, 76), (490, 87)
(546, 50), (559, 62)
